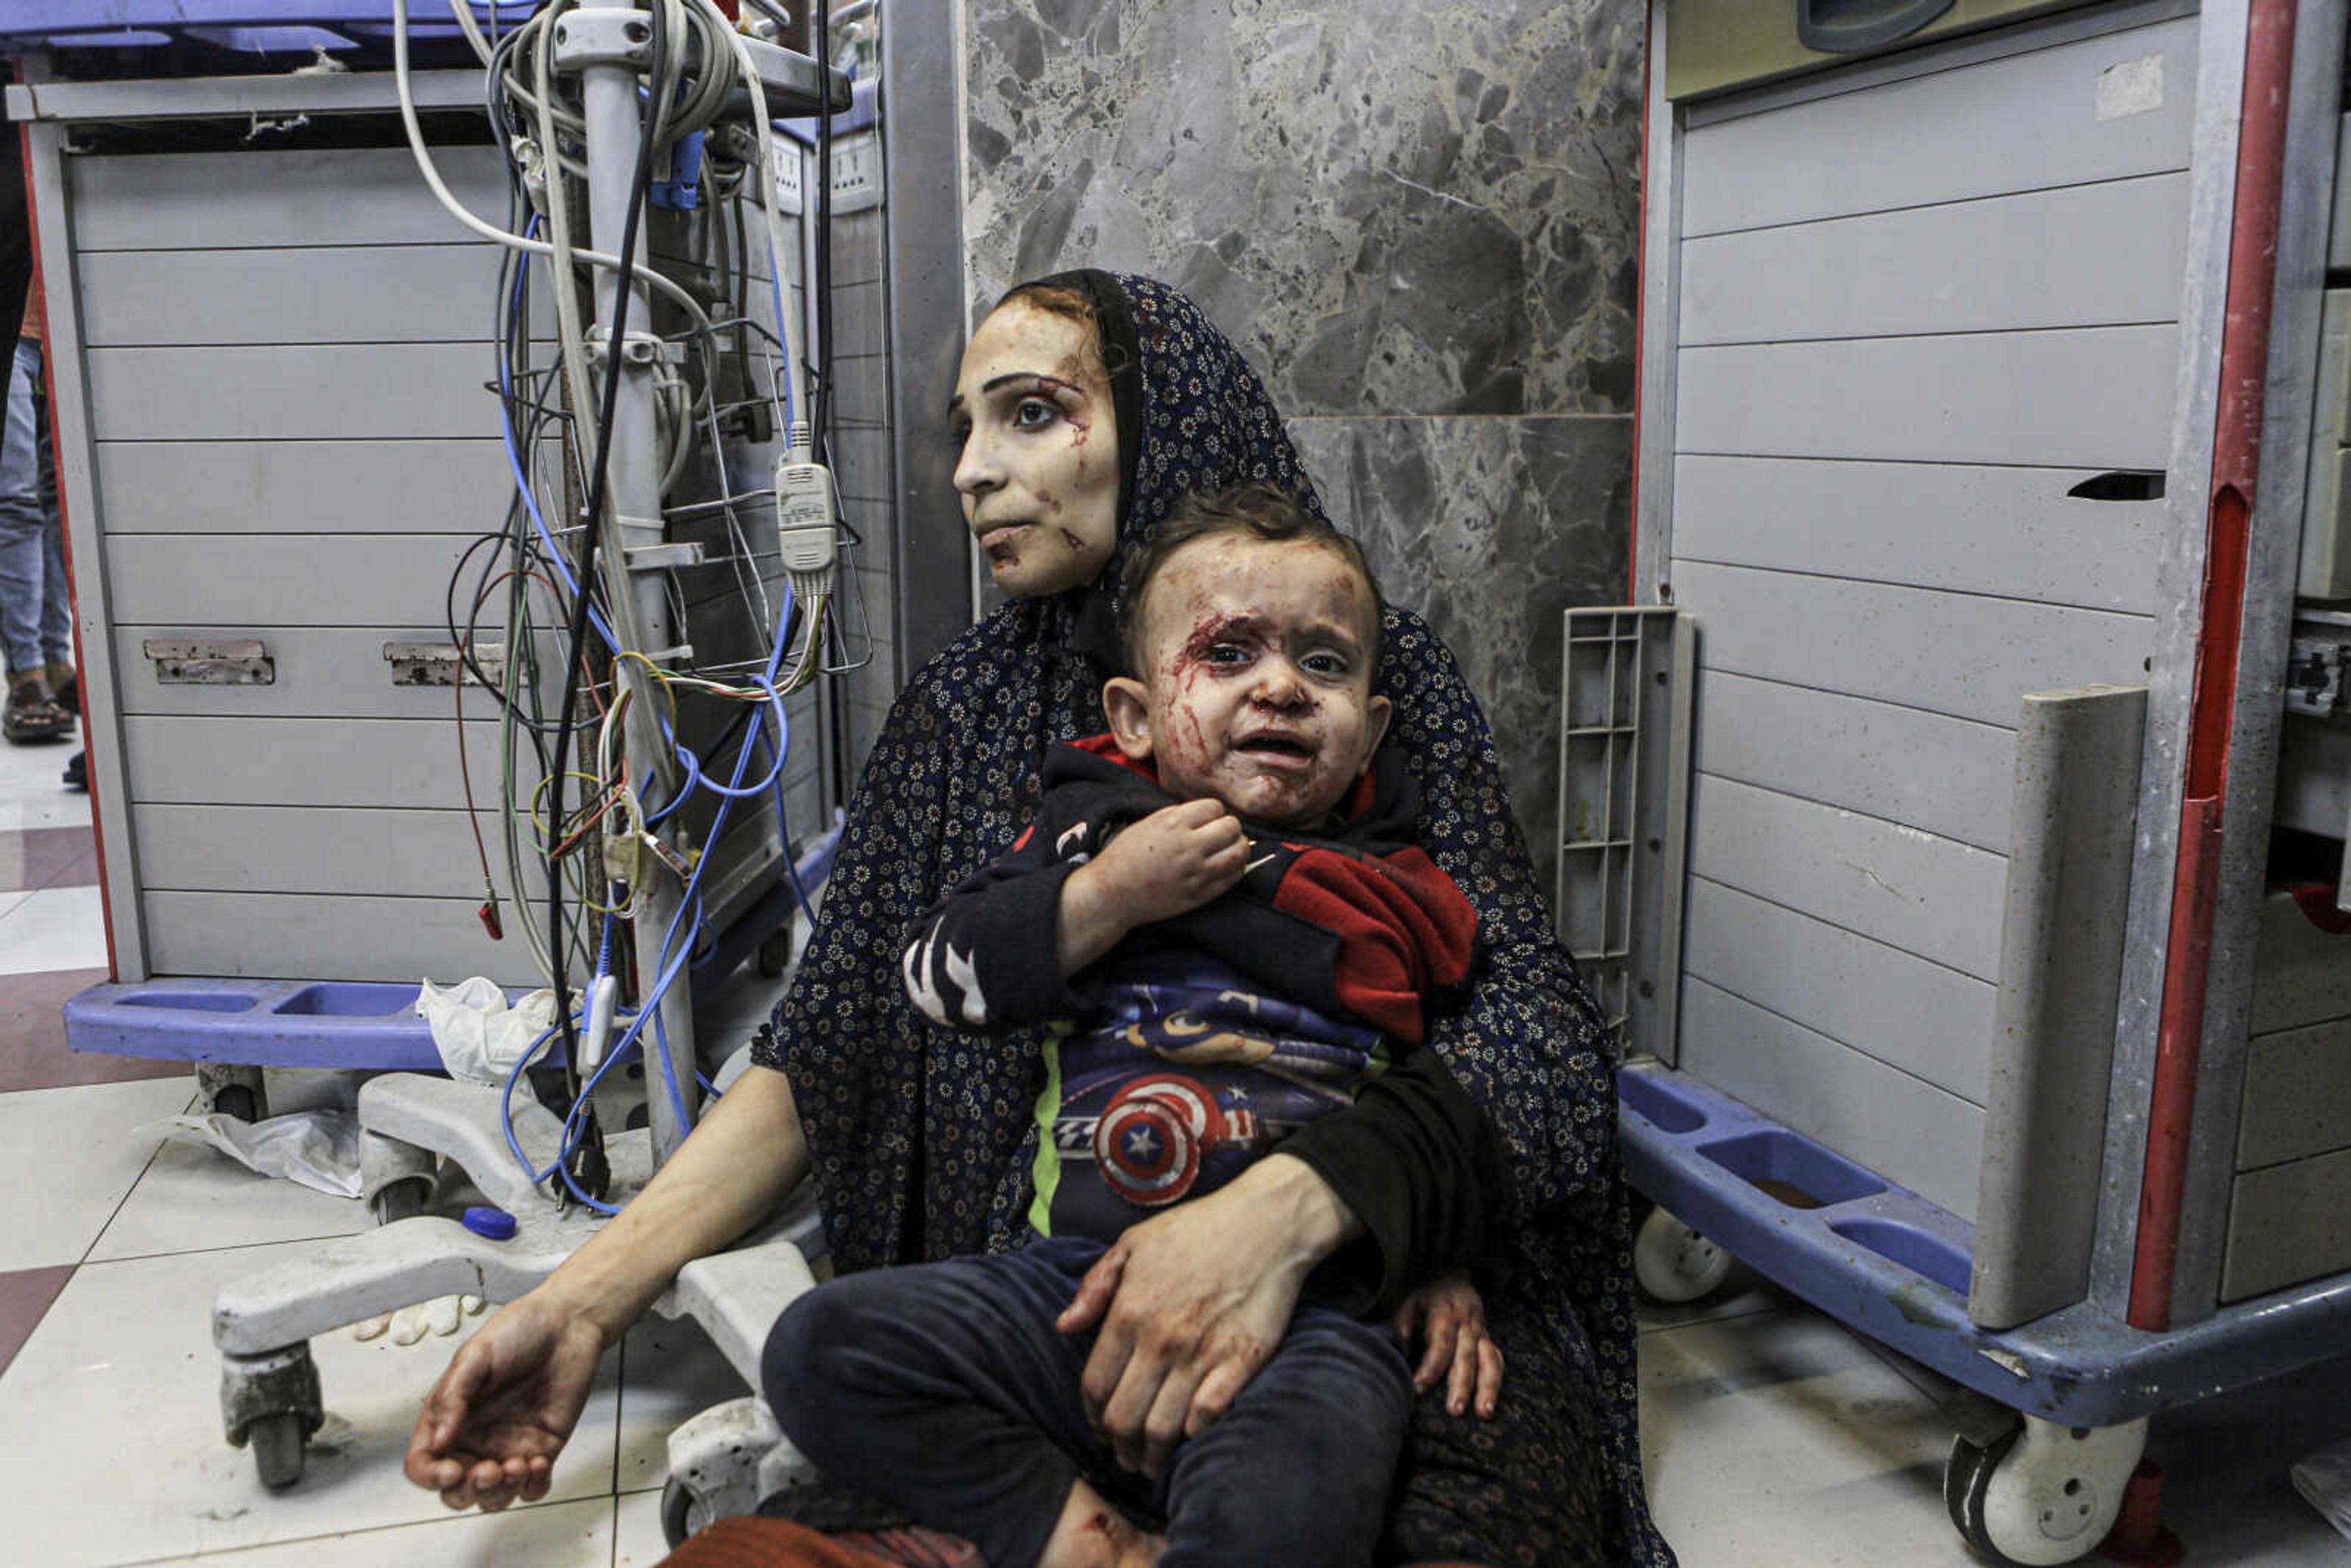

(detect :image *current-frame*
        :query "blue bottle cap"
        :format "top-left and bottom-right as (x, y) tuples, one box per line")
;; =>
(462, 1206), (518, 1240)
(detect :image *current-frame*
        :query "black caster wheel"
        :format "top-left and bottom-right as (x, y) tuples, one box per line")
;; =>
(1944, 1416), (2145, 1566)
(756, 926), (793, 978)
(249, 1411), (308, 1490)
(200, 1063), (268, 1123)
(367, 1174), (433, 1226)
(1946, 1425), (2020, 1561)
(662, 1475), (698, 1548)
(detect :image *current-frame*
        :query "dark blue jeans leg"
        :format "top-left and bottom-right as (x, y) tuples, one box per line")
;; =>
(0, 338), (59, 676)
(763, 1238), (1120, 1568)
(1155, 1306), (1413, 1568)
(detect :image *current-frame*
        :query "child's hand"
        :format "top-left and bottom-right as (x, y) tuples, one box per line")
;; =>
(1392, 1272), (1503, 1419)
(1089, 799), (1250, 926)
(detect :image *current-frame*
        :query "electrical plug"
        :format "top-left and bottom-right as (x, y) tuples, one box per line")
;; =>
(775, 457), (838, 579)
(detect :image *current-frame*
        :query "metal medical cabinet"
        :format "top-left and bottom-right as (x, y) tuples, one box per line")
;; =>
(6, 13), (834, 1085)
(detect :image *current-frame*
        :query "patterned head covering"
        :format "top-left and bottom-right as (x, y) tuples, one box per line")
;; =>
(759, 271), (1668, 1566)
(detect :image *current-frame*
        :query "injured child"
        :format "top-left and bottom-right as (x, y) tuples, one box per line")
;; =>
(762, 484), (1504, 1568)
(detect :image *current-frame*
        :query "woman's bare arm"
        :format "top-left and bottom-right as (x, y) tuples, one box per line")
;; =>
(405, 1064), (807, 1509)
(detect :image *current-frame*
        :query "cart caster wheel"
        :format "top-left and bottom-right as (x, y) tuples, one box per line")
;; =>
(247, 1411), (307, 1489)
(756, 927), (793, 978)
(199, 1063), (268, 1123)
(367, 1174), (432, 1226)
(1944, 1416), (2147, 1566)
(1633, 1206), (1733, 1304)
(662, 1475), (699, 1548)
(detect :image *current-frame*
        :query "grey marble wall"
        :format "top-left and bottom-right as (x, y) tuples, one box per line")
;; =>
(961, 0), (1644, 895)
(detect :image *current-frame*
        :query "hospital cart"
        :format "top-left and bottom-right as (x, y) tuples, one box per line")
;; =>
(1561, 2), (2351, 1562)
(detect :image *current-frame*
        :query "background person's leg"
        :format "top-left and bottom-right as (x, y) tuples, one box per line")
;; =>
(1, 339), (70, 744)
(34, 370), (70, 688)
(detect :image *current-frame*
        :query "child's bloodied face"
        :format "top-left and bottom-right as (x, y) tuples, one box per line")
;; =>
(948, 299), (1120, 598)
(1106, 534), (1392, 830)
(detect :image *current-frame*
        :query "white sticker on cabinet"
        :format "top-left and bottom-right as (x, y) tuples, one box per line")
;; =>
(2095, 54), (2166, 123)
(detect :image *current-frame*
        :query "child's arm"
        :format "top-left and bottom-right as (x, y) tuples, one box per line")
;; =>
(901, 799), (1248, 1030)
(1054, 798), (1248, 975)
(1392, 1270), (1504, 1419)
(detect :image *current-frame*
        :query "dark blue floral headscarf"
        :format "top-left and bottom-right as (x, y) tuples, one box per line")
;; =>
(759, 272), (1669, 1567)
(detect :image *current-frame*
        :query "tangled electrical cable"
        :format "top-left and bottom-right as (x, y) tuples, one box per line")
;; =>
(391, 0), (854, 1202)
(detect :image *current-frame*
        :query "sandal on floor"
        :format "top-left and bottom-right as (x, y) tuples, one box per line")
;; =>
(3, 677), (72, 743)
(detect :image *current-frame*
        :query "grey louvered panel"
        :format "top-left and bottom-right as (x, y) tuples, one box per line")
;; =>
(95, 440), (528, 536)
(122, 716), (544, 811)
(1671, 455), (2166, 615)
(1689, 773), (2008, 983)
(1674, 325), (2178, 469)
(2249, 888), (2351, 1035)
(1681, 13), (2197, 236)
(141, 890), (536, 988)
(1693, 669), (2018, 854)
(2221, 1150), (2351, 1302)
(107, 535), (481, 628)
(77, 245), (553, 345)
(1681, 173), (2191, 347)
(1683, 876), (1995, 1106)
(67, 144), (509, 250)
(2237, 1019), (2351, 1172)
(88, 345), (509, 443)
(1674, 562), (2155, 730)
(1680, 978), (1988, 1222)
(135, 805), (492, 898)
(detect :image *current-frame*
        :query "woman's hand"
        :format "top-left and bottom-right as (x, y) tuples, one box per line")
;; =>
(1054, 1154), (1358, 1479)
(402, 1290), (609, 1510)
(1392, 1271), (1504, 1419)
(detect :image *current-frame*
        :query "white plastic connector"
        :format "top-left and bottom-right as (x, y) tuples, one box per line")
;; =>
(775, 459), (838, 575)
(580, 973), (621, 1073)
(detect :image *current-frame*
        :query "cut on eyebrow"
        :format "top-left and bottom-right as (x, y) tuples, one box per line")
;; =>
(1190, 609), (1364, 655)
(947, 372), (1086, 419)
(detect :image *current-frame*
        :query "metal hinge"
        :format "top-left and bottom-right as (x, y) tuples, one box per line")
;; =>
(143, 638), (272, 686)
(383, 641), (504, 689)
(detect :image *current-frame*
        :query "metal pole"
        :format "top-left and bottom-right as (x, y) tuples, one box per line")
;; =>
(570, 3), (697, 1163)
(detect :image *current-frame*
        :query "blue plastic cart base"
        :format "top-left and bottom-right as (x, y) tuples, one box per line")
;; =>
(63, 825), (841, 1070)
(0, 3), (539, 64)
(66, 978), (506, 1070)
(1620, 1062), (2351, 1429)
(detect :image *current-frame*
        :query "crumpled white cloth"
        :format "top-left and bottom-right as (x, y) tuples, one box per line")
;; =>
(414, 977), (557, 1087)
(2292, 1435), (2351, 1543)
(152, 1109), (361, 1198)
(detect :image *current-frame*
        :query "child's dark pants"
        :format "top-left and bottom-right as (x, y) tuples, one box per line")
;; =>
(763, 1235), (1413, 1568)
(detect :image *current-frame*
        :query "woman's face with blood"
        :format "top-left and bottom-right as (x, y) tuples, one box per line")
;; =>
(948, 298), (1121, 597)
(1103, 533), (1392, 830)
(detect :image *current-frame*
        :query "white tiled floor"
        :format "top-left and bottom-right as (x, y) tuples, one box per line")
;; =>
(0, 882), (108, 975)
(0, 739), (91, 833)
(6, 760), (2351, 1567)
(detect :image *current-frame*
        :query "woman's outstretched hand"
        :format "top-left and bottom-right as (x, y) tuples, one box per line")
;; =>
(402, 1291), (607, 1510)
(1393, 1271), (1504, 1419)
(1054, 1153), (1357, 1479)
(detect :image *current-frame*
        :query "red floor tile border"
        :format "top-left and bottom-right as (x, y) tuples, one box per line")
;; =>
(0, 825), (99, 894)
(0, 967), (190, 1095)
(0, 1264), (74, 1381)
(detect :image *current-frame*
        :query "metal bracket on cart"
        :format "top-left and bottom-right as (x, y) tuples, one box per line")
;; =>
(209, 1072), (825, 1491)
